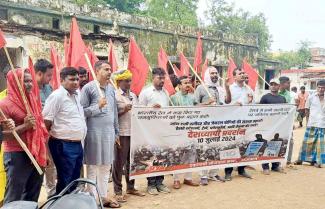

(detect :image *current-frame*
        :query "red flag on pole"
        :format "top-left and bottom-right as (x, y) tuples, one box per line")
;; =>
(127, 37), (149, 96)
(158, 47), (175, 95)
(0, 29), (7, 49)
(172, 64), (183, 77)
(87, 46), (99, 69)
(64, 36), (69, 67)
(66, 17), (89, 73)
(108, 39), (118, 72)
(179, 52), (190, 76)
(28, 57), (41, 109)
(201, 58), (208, 81)
(50, 46), (62, 90)
(227, 58), (237, 84)
(193, 32), (202, 73)
(242, 59), (258, 90)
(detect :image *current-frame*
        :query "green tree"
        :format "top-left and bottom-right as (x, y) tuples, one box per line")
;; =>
(145, 0), (199, 26)
(206, 0), (272, 54)
(273, 41), (312, 69)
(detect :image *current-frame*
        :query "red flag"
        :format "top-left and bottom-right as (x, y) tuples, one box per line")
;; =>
(50, 46), (62, 90)
(108, 39), (118, 72)
(66, 17), (89, 72)
(127, 37), (149, 96)
(0, 29), (6, 49)
(193, 32), (202, 73)
(28, 57), (41, 110)
(242, 59), (258, 90)
(87, 46), (99, 68)
(179, 52), (190, 76)
(201, 58), (208, 81)
(64, 36), (69, 67)
(227, 58), (237, 84)
(158, 47), (175, 95)
(172, 64), (183, 77)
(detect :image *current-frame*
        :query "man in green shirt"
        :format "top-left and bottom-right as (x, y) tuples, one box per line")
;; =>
(278, 76), (292, 103)
(171, 76), (199, 189)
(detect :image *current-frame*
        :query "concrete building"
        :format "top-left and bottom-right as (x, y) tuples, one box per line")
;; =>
(310, 47), (325, 66)
(0, 0), (279, 96)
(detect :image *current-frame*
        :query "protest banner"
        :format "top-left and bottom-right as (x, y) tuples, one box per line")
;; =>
(130, 104), (295, 179)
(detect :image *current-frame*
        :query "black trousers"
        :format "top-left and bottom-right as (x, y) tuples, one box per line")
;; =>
(225, 166), (246, 176)
(3, 152), (43, 205)
(112, 136), (135, 195)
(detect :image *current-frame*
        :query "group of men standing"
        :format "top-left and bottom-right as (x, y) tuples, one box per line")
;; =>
(0, 56), (324, 207)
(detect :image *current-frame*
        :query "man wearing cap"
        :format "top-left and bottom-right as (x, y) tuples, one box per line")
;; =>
(259, 78), (286, 174)
(112, 69), (145, 203)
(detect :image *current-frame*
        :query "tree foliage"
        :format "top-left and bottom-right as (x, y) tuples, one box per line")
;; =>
(273, 41), (312, 69)
(145, 0), (199, 27)
(206, 0), (272, 54)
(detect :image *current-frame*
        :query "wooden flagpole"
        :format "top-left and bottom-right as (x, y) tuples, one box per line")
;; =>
(84, 53), (105, 98)
(0, 108), (43, 175)
(3, 47), (32, 115)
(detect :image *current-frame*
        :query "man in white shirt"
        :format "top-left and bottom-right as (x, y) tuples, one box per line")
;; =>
(296, 80), (325, 168)
(138, 67), (170, 195)
(225, 68), (254, 181)
(43, 67), (87, 194)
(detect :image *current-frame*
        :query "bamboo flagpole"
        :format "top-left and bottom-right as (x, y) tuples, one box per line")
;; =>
(84, 53), (105, 98)
(3, 47), (32, 115)
(183, 57), (213, 98)
(0, 108), (43, 175)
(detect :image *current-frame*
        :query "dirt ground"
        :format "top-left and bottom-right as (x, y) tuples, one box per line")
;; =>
(39, 126), (325, 209)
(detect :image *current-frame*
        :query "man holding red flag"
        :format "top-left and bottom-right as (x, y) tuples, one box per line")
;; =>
(0, 68), (48, 204)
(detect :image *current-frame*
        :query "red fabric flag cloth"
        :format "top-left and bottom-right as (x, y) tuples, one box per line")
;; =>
(6, 69), (49, 166)
(172, 64), (183, 77)
(108, 39), (118, 72)
(64, 36), (69, 67)
(0, 29), (7, 49)
(87, 46), (99, 68)
(179, 52), (190, 76)
(50, 46), (62, 90)
(28, 57), (41, 109)
(66, 17), (90, 75)
(158, 47), (175, 95)
(227, 58), (237, 84)
(127, 37), (149, 96)
(201, 58), (208, 81)
(242, 59), (258, 90)
(193, 32), (203, 73)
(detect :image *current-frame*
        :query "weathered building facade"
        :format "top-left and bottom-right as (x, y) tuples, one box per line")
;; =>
(0, 0), (279, 97)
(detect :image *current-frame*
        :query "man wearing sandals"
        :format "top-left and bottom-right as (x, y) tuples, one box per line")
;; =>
(112, 69), (145, 203)
(138, 67), (171, 195)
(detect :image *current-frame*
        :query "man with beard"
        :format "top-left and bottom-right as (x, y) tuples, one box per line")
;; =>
(296, 80), (325, 168)
(34, 59), (56, 198)
(78, 67), (89, 89)
(195, 66), (230, 185)
(170, 76), (200, 189)
(225, 68), (254, 181)
(112, 69), (145, 203)
(81, 61), (120, 208)
(1, 69), (48, 204)
(139, 67), (170, 195)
